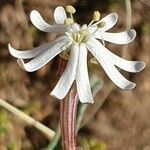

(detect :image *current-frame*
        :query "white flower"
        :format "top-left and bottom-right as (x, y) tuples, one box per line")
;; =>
(8, 6), (145, 103)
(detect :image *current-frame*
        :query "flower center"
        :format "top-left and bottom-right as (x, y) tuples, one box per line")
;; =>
(71, 29), (90, 43)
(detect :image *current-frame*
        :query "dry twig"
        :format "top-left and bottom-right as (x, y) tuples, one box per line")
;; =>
(0, 98), (55, 141)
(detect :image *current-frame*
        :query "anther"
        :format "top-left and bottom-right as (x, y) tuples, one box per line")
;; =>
(93, 11), (101, 22)
(66, 5), (76, 14)
(90, 58), (99, 64)
(59, 51), (70, 60)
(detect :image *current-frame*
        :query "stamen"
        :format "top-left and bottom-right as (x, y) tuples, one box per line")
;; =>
(79, 29), (89, 36)
(76, 32), (80, 42)
(100, 33), (105, 46)
(78, 35), (83, 43)
(59, 51), (70, 60)
(88, 20), (94, 27)
(90, 21), (106, 36)
(65, 32), (70, 37)
(64, 18), (74, 25)
(72, 33), (77, 42)
(90, 58), (99, 64)
(93, 11), (101, 22)
(88, 11), (101, 27)
(69, 28), (90, 44)
(66, 5), (76, 20)
(66, 5), (76, 14)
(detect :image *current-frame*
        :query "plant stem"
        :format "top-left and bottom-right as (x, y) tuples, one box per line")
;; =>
(47, 126), (61, 149)
(57, 57), (79, 149)
(60, 88), (79, 150)
(122, 0), (132, 57)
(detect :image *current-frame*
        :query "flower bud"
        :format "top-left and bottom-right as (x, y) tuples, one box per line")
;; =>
(93, 11), (101, 22)
(66, 5), (76, 14)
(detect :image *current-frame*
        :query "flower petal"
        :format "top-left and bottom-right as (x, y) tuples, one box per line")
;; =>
(9, 43), (50, 59)
(94, 29), (136, 44)
(87, 38), (136, 90)
(8, 36), (67, 59)
(71, 23), (80, 32)
(50, 44), (79, 99)
(89, 38), (145, 73)
(99, 58), (136, 90)
(110, 53), (145, 73)
(89, 13), (118, 33)
(17, 38), (70, 72)
(76, 43), (94, 103)
(54, 6), (67, 24)
(30, 10), (67, 33)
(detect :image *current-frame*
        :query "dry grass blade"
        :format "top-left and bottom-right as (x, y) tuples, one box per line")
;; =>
(0, 98), (55, 141)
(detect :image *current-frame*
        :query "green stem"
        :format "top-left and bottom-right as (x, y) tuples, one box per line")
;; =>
(47, 126), (61, 150)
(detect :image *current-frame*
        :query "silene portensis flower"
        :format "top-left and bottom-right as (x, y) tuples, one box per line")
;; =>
(9, 6), (146, 103)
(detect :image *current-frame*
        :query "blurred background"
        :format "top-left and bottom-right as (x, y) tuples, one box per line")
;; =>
(0, 0), (149, 149)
